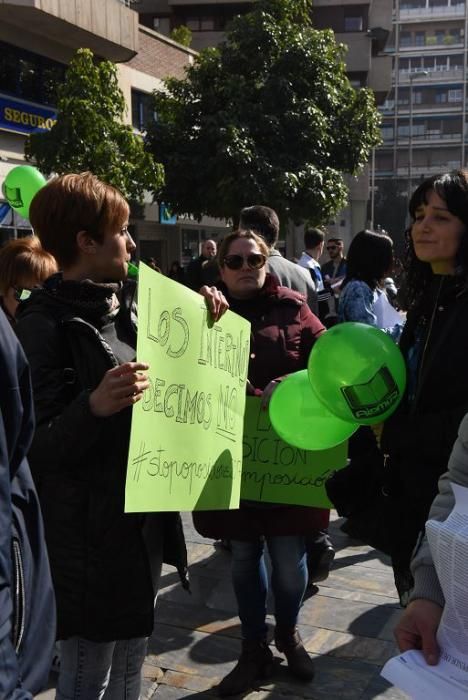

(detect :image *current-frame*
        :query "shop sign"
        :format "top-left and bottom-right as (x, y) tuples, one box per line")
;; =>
(0, 94), (57, 135)
(159, 202), (177, 225)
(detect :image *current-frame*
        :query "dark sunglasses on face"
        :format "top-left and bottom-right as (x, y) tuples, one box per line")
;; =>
(327, 245), (338, 251)
(223, 253), (267, 270)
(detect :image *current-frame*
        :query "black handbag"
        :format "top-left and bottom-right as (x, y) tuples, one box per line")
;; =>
(325, 449), (395, 556)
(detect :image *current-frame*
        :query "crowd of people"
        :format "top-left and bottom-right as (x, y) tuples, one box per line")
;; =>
(2, 168), (468, 697)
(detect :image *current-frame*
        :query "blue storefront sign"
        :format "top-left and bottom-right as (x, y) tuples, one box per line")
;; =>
(0, 94), (57, 135)
(159, 202), (177, 225)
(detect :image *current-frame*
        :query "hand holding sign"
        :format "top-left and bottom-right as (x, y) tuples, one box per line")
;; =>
(2, 165), (46, 219)
(89, 361), (150, 417)
(308, 322), (406, 425)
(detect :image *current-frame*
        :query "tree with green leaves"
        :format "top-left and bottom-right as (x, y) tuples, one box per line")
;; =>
(146, 0), (381, 224)
(25, 48), (163, 202)
(170, 25), (192, 48)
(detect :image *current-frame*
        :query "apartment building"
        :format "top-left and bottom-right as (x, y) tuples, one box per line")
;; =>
(135, 0), (392, 252)
(0, 0), (231, 268)
(375, 0), (468, 246)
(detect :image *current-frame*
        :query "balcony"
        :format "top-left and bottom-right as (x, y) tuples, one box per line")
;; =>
(336, 33), (372, 72)
(368, 55), (392, 101)
(396, 132), (462, 146)
(399, 38), (464, 51)
(0, 0), (138, 61)
(397, 67), (464, 83)
(398, 4), (466, 22)
(396, 162), (461, 177)
(168, 0), (252, 4)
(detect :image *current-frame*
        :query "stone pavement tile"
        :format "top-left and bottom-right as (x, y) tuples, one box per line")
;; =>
(155, 598), (242, 638)
(158, 669), (219, 693)
(323, 566), (398, 598)
(142, 661), (165, 698)
(146, 622), (401, 700)
(268, 654), (378, 700)
(299, 594), (397, 639)
(313, 584), (399, 608)
(158, 571), (239, 614)
(361, 673), (410, 699)
(298, 626), (397, 665)
(147, 623), (241, 679)
(333, 547), (392, 574)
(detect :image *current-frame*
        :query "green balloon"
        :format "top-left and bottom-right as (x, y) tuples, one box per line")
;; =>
(2, 165), (46, 219)
(308, 322), (406, 425)
(269, 370), (358, 451)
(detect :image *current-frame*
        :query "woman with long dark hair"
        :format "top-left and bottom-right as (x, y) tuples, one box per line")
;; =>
(338, 229), (403, 338)
(380, 170), (468, 603)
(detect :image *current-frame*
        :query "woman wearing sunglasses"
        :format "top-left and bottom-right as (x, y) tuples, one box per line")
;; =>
(0, 236), (57, 325)
(193, 229), (326, 697)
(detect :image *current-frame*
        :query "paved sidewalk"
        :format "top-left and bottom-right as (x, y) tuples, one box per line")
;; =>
(37, 513), (409, 699)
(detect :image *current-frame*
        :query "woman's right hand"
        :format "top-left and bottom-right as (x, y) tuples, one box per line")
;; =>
(394, 598), (442, 665)
(89, 362), (150, 417)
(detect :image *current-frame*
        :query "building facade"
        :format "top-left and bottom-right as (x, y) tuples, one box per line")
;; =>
(375, 0), (468, 250)
(134, 0), (392, 253)
(0, 0), (230, 270)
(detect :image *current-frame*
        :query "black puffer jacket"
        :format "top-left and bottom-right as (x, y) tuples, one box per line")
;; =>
(16, 278), (187, 642)
(381, 277), (468, 566)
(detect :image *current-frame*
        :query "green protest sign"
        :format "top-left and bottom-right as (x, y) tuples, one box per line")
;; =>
(125, 263), (250, 512)
(241, 397), (348, 508)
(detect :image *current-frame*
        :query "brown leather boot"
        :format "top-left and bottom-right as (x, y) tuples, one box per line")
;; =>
(218, 639), (274, 697)
(274, 627), (315, 681)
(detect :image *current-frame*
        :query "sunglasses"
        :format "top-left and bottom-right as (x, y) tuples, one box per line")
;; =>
(327, 245), (339, 251)
(223, 253), (267, 270)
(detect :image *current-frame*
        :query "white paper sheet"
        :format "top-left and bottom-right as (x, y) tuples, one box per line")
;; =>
(381, 483), (468, 699)
(373, 289), (404, 330)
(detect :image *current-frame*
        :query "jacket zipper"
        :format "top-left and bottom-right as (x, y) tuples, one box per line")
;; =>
(411, 275), (444, 413)
(11, 537), (25, 652)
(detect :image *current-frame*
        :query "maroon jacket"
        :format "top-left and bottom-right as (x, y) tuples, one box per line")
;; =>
(193, 275), (328, 540)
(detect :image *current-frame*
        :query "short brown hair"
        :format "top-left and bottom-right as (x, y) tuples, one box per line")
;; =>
(217, 229), (269, 266)
(239, 206), (280, 246)
(0, 236), (58, 296)
(29, 172), (129, 267)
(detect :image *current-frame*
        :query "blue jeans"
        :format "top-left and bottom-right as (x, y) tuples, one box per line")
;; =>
(56, 636), (147, 700)
(230, 535), (308, 640)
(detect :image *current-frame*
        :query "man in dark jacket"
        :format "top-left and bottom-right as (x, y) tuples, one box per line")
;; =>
(0, 308), (55, 698)
(185, 239), (219, 290)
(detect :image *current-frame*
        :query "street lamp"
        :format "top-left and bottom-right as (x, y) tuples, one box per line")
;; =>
(408, 71), (428, 201)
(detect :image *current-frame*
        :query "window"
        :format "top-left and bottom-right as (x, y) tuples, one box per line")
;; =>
(381, 125), (394, 140)
(448, 89), (463, 103)
(344, 15), (363, 31)
(400, 32), (412, 47)
(0, 41), (65, 106)
(186, 15), (215, 31)
(131, 89), (155, 132)
(0, 204), (32, 243)
(435, 90), (448, 103)
(200, 17), (215, 31)
(415, 31), (425, 46)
